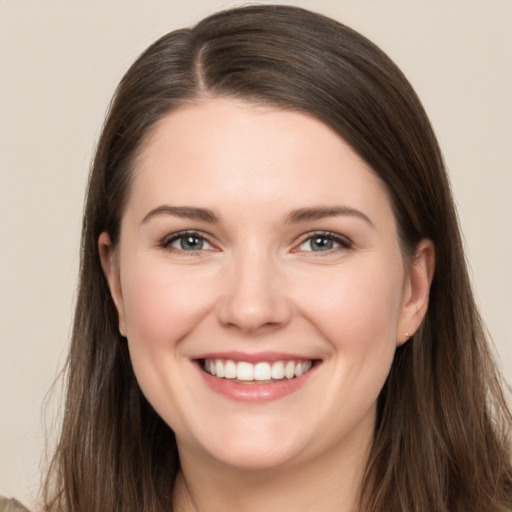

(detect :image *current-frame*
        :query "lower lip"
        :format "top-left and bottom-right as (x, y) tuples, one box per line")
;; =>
(195, 362), (318, 403)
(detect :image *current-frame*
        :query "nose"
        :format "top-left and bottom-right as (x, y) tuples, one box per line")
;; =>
(215, 248), (293, 334)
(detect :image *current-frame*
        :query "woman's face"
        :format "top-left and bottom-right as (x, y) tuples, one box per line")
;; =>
(101, 99), (432, 472)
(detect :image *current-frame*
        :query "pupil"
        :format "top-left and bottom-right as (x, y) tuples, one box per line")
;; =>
(182, 235), (203, 250)
(312, 236), (333, 251)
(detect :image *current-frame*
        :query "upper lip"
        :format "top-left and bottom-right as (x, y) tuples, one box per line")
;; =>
(192, 351), (318, 363)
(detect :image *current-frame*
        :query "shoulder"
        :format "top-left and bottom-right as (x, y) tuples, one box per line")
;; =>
(0, 497), (30, 512)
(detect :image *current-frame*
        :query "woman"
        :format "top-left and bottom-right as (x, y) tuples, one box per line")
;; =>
(40, 5), (512, 511)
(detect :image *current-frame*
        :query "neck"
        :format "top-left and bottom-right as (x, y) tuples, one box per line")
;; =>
(173, 432), (371, 512)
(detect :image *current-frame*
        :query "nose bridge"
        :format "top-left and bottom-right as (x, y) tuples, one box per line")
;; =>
(216, 242), (291, 333)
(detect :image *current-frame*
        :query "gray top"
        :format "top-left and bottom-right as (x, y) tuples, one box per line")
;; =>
(0, 497), (29, 512)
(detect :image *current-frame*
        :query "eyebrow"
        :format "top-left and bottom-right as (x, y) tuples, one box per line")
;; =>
(141, 205), (219, 224)
(141, 204), (374, 228)
(285, 206), (375, 228)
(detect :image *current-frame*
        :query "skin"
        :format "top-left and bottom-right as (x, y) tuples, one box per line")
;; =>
(100, 98), (434, 512)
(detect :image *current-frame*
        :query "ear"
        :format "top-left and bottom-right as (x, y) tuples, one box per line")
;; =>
(98, 232), (127, 336)
(397, 239), (435, 346)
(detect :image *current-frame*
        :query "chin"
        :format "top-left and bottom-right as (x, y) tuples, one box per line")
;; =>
(179, 416), (316, 472)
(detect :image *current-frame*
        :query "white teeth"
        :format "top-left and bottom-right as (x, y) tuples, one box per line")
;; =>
(237, 362), (254, 381)
(271, 361), (285, 379)
(285, 361), (295, 379)
(215, 360), (225, 378)
(295, 360), (312, 377)
(203, 358), (314, 381)
(254, 362), (271, 381)
(224, 360), (237, 379)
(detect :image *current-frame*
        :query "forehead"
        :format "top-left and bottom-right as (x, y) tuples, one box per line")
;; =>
(127, 98), (395, 226)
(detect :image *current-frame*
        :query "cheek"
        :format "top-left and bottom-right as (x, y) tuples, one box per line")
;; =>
(295, 258), (404, 351)
(121, 260), (215, 345)
(118, 259), (220, 414)
(119, 259), (218, 425)
(306, 260), (404, 415)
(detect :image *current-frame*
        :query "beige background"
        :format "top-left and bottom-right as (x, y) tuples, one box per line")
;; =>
(1, 0), (511, 508)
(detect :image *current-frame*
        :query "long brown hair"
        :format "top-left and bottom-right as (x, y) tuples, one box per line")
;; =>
(43, 5), (512, 511)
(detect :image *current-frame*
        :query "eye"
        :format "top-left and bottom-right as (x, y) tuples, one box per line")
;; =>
(163, 231), (214, 252)
(297, 232), (352, 252)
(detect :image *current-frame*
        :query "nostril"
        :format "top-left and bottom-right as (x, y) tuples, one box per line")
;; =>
(215, 297), (293, 333)
(215, 286), (293, 332)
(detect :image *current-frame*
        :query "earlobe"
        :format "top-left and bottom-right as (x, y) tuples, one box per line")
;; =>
(98, 232), (127, 336)
(397, 239), (435, 346)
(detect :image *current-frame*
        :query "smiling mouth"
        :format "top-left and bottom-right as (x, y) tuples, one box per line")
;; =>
(201, 359), (317, 383)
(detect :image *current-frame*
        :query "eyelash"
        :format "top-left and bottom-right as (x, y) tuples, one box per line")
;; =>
(160, 230), (353, 254)
(161, 230), (215, 254)
(295, 231), (353, 254)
